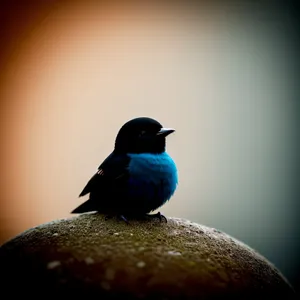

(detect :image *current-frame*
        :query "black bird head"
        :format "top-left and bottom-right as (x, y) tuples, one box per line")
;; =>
(114, 117), (175, 154)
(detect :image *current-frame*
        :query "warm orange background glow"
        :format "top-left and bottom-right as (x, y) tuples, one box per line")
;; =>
(0, 0), (219, 238)
(0, 0), (299, 289)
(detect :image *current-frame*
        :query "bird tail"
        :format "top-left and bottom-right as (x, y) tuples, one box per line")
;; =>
(71, 199), (97, 214)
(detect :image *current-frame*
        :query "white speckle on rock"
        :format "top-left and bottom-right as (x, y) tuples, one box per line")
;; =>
(137, 261), (146, 268)
(101, 281), (111, 290)
(167, 251), (182, 256)
(52, 233), (58, 236)
(113, 233), (119, 236)
(105, 268), (115, 280)
(47, 261), (61, 269)
(130, 233), (133, 236)
(169, 230), (179, 236)
(84, 257), (95, 265)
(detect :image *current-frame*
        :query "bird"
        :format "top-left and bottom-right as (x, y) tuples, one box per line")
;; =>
(71, 117), (178, 223)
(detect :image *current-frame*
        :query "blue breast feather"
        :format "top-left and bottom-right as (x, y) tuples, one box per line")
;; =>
(127, 152), (178, 205)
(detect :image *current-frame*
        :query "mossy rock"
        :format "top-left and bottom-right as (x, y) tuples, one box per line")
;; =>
(0, 213), (295, 298)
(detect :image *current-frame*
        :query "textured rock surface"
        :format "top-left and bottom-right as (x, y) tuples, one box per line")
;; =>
(0, 213), (295, 298)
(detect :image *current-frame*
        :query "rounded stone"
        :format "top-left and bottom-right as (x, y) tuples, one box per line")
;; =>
(0, 214), (295, 298)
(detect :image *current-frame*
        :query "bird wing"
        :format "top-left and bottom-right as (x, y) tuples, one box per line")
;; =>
(79, 152), (130, 197)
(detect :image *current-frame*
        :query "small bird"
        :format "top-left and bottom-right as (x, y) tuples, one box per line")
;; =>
(71, 117), (178, 222)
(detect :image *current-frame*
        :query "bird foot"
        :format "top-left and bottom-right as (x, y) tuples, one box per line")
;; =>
(118, 214), (129, 224)
(146, 211), (167, 223)
(104, 215), (113, 221)
(104, 212), (166, 223)
(104, 214), (129, 224)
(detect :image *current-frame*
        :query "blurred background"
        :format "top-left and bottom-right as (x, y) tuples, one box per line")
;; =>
(0, 0), (299, 291)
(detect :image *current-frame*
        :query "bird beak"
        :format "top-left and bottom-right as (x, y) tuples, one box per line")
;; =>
(156, 128), (175, 137)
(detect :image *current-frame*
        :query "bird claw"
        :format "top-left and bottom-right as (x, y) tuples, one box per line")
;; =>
(104, 213), (166, 224)
(104, 214), (129, 224)
(104, 215), (113, 221)
(118, 215), (130, 224)
(147, 211), (167, 223)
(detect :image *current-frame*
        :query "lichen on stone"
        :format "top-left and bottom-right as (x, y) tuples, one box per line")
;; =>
(0, 213), (295, 299)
